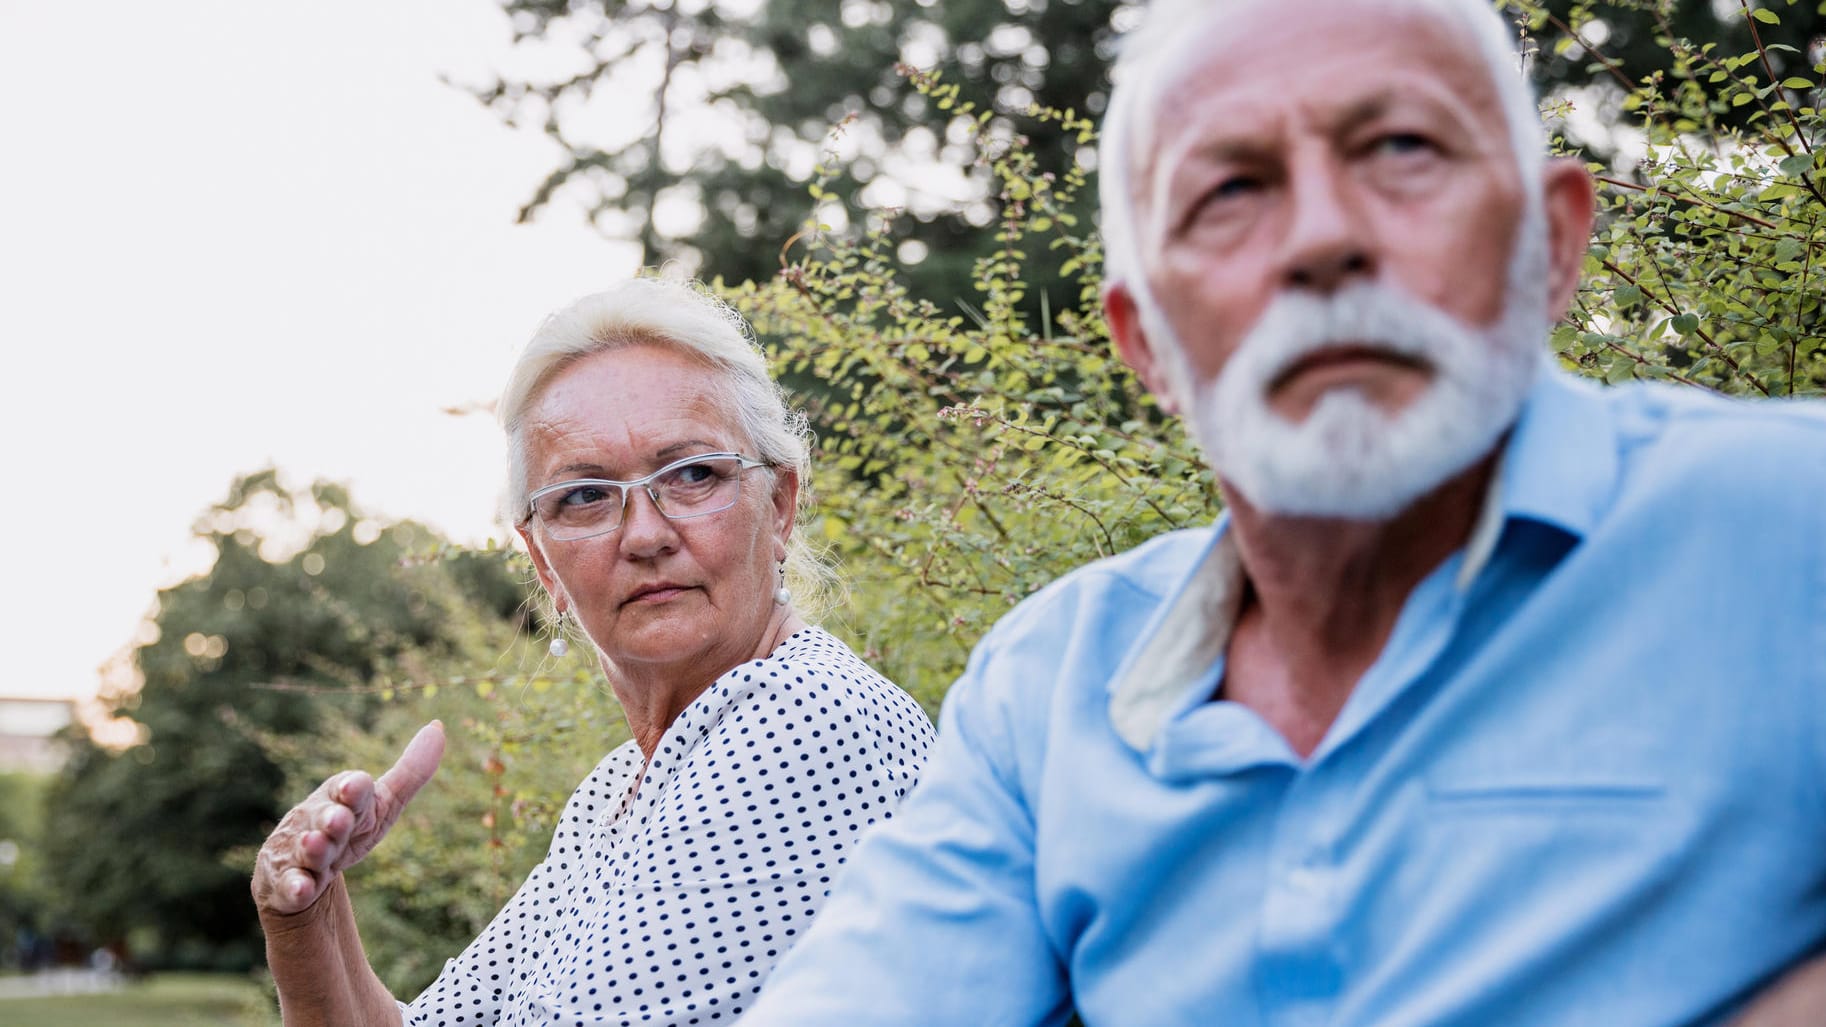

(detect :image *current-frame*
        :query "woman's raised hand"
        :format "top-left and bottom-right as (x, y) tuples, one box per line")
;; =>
(252, 721), (446, 916)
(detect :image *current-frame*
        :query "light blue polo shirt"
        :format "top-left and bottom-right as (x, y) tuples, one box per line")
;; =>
(746, 369), (1826, 1026)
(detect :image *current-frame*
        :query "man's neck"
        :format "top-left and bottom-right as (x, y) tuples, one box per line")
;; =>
(1220, 453), (1499, 759)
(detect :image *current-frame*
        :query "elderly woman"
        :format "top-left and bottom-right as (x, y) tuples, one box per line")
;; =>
(251, 277), (934, 1026)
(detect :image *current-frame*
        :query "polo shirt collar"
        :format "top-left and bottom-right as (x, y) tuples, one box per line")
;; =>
(1106, 366), (1618, 752)
(1497, 366), (1618, 542)
(1106, 525), (1242, 751)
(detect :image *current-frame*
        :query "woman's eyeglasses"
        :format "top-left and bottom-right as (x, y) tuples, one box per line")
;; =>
(527, 453), (769, 541)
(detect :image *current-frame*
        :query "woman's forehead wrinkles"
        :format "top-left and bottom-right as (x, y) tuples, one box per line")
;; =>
(527, 414), (731, 481)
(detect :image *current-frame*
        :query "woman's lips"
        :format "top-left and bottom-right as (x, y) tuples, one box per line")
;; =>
(625, 584), (692, 606)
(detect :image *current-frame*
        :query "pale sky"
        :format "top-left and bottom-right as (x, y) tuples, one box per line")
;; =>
(0, 0), (647, 704)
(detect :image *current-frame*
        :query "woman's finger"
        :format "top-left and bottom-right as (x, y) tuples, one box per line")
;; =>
(254, 834), (325, 915)
(315, 799), (354, 843)
(375, 721), (446, 815)
(332, 771), (376, 822)
(298, 826), (337, 866)
(281, 867), (318, 908)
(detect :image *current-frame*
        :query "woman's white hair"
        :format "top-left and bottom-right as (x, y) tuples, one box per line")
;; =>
(499, 276), (832, 615)
(1097, 0), (1547, 308)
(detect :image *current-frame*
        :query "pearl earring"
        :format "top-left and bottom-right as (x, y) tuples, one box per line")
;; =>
(773, 561), (792, 606)
(548, 611), (570, 658)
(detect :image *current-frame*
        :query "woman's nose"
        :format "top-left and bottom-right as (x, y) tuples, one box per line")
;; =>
(617, 486), (679, 556)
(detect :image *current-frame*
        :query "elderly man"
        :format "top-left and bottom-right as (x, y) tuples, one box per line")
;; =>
(744, 0), (1826, 1023)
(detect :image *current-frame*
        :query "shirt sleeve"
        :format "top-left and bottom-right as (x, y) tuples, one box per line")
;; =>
(741, 634), (1073, 1027)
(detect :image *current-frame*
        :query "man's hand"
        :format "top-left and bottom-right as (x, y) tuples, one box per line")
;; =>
(251, 721), (445, 916)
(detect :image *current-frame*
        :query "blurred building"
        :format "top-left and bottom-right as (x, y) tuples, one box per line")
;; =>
(0, 697), (74, 774)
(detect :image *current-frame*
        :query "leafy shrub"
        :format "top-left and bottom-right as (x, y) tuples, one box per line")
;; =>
(717, 2), (1823, 701)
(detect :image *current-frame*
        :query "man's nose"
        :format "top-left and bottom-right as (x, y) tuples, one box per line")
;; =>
(1279, 154), (1374, 293)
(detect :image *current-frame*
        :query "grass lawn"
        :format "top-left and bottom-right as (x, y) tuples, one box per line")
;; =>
(0, 972), (275, 1027)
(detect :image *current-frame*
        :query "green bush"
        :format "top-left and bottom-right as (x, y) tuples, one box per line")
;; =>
(1524, 0), (1825, 397)
(718, 1), (1823, 700)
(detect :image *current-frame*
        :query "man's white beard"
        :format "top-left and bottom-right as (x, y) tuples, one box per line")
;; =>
(1171, 213), (1552, 520)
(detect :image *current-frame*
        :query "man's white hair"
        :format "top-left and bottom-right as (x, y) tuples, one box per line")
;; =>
(1096, 0), (1546, 305)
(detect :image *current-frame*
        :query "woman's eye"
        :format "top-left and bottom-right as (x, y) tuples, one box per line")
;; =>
(671, 463), (717, 485)
(562, 485), (613, 507)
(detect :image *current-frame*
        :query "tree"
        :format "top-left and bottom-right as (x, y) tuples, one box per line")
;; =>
(472, 0), (1125, 294)
(1522, 0), (1825, 162)
(38, 472), (530, 969)
(713, 0), (1823, 700)
(0, 772), (51, 968)
(476, 0), (1822, 306)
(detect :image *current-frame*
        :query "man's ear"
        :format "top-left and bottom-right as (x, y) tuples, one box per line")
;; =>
(515, 522), (567, 615)
(1540, 157), (1597, 322)
(1104, 281), (1182, 415)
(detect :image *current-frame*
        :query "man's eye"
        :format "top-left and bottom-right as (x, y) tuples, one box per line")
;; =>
(1185, 176), (1261, 229)
(1208, 175), (1261, 202)
(1372, 132), (1436, 157)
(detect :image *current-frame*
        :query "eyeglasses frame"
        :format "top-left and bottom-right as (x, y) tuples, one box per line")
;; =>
(524, 452), (771, 541)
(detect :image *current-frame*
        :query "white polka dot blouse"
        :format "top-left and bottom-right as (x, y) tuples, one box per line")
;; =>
(399, 627), (935, 1026)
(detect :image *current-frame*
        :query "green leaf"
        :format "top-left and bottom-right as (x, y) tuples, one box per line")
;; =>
(1751, 7), (1780, 24)
(1779, 152), (1815, 177)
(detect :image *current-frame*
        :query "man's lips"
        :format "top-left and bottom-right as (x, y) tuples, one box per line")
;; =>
(623, 583), (693, 606)
(1268, 345), (1431, 393)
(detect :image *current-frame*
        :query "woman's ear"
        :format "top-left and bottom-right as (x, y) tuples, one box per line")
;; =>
(769, 467), (801, 555)
(515, 522), (567, 614)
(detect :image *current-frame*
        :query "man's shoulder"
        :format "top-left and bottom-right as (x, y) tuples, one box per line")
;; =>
(932, 528), (1219, 779)
(1602, 376), (1826, 437)
(981, 526), (1218, 654)
(1573, 372), (1819, 446)
(1596, 377), (1826, 494)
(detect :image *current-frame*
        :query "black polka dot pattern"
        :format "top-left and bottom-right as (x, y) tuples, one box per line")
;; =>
(401, 628), (933, 1026)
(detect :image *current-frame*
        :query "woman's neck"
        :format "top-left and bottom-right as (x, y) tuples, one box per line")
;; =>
(610, 605), (809, 756)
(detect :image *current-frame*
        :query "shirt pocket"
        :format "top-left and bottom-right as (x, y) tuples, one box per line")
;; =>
(1425, 777), (1666, 816)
